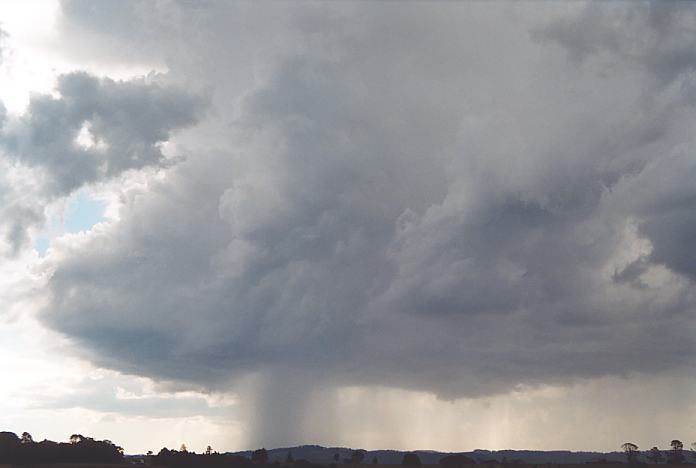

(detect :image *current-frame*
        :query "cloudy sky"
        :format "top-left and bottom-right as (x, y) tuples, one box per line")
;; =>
(2, 0), (696, 455)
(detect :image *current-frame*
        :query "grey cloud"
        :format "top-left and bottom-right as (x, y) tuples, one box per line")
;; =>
(534, 1), (696, 284)
(58, 0), (304, 100)
(535, 2), (696, 88)
(4, 204), (43, 256)
(612, 257), (650, 287)
(0, 158), (46, 256)
(609, 152), (696, 283)
(1, 71), (205, 195)
(0, 72), (204, 253)
(34, 1), (696, 446)
(59, 0), (216, 62)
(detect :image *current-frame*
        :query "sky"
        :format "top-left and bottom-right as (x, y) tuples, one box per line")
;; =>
(2, 0), (696, 456)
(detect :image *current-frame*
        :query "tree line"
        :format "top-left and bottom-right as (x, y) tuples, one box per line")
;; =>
(0, 436), (470, 468)
(621, 440), (696, 465)
(247, 448), (473, 467)
(3, 430), (696, 467)
(0, 431), (123, 464)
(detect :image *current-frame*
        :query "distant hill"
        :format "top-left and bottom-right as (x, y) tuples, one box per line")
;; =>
(227, 446), (628, 465)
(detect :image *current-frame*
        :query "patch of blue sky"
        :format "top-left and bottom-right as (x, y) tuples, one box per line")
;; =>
(63, 190), (106, 234)
(35, 238), (50, 256)
(34, 189), (106, 256)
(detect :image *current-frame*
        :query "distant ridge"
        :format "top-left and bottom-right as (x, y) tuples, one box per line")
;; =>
(227, 446), (627, 465)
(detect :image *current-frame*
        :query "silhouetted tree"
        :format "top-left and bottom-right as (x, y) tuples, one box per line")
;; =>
(646, 447), (663, 464)
(180, 444), (188, 453)
(622, 443), (639, 464)
(402, 453), (422, 466)
(207, 446), (213, 456)
(0, 432), (20, 445)
(20, 432), (33, 444)
(668, 440), (685, 464)
(0, 432), (20, 463)
(252, 448), (269, 463)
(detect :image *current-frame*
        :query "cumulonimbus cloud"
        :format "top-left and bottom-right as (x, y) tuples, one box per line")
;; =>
(17, 0), (696, 445)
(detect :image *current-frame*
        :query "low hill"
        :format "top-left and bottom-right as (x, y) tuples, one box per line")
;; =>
(227, 446), (628, 465)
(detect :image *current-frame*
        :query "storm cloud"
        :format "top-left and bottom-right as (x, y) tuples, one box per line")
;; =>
(0, 72), (205, 196)
(0, 71), (204, 253)
(9, 0), (696, 447)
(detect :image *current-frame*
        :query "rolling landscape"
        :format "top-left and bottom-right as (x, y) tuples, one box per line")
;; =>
(1, 433), (694, 467)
